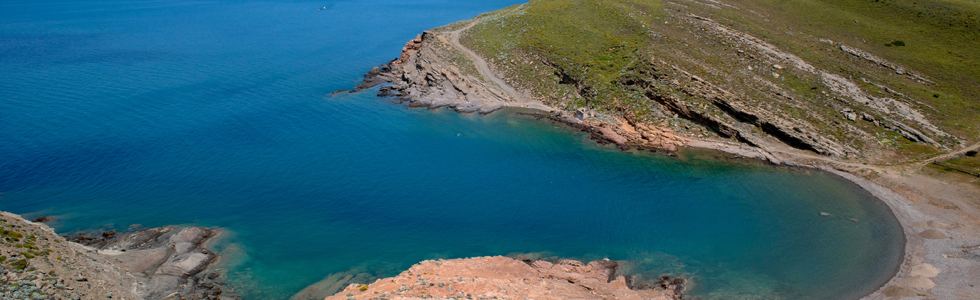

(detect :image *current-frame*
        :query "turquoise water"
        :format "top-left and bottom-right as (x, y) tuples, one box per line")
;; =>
(0, 1), (903, 299)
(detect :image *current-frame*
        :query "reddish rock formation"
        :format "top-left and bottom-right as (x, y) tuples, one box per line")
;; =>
(325, 256), (679, 300)
(392, 34), (423, 66)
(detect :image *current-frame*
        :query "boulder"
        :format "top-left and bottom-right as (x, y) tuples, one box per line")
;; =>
(168, 227), (212, 248)
(31, 216), (53, 223)
(598, 127), (628, 146)
(174, 242), (196, 255)
(156, 252), (216, 277)
(104, 227), (172, 250)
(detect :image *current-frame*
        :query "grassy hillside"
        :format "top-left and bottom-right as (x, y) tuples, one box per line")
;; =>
(458, 0), (980, 163)
(724, 0), (980, 136)
(460, 0), (658, 111)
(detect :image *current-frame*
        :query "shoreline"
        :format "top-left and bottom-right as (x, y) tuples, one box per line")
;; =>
(341, 16), (980, 298)
(820, 168), (915, 300)
(345, 84), (917, 299)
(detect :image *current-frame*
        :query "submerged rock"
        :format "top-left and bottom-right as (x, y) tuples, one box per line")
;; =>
(31, 216), (53, 223)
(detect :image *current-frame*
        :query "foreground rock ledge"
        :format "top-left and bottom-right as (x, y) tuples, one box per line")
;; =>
(325, 256), (679, 300)
(0, 211), (232, 300)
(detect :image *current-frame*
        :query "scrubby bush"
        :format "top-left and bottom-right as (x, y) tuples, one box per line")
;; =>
(885, 40), (906, 46)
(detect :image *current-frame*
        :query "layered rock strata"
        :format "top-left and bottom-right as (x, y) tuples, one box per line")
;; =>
(346, 22), (878, 159)
(348, 3), (965, 164)
(364, 32), (518, 114)
(350, 31), (688, 154)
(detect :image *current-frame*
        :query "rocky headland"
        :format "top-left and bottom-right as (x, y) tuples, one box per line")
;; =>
(0, 212), (234, 300)
(349, 28), (688, 156)
(339, 0), (980, 299)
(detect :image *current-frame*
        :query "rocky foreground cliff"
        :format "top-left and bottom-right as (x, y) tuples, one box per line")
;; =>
(0, 212), (232, 300)
(325, 256), (680, 300)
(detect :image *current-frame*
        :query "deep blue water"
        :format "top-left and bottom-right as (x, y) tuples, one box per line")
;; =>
(0, 1), (904, 299)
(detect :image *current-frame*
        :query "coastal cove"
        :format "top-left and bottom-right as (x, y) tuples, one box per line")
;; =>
(0, 1), (910, 299)
(1, 105), (908, 300)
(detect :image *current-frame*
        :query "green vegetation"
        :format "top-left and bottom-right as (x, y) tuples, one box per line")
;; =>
(10, 258), (27, 270)
(457, 0), (979, 162)
(2, 229), (24, 242)
(941, 155), (980, 173)
(726, 0), (980, 138)
(884, 40), (906, 47)
(2, 226), (53, 272)
(461, 0), (659, 111)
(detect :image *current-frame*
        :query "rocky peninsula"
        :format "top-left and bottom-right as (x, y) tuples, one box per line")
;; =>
(340, 0), (980, 299)
(0, 212), (234, 300)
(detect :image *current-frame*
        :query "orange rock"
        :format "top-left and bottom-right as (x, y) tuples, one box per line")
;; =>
(324, 256), (677, 300)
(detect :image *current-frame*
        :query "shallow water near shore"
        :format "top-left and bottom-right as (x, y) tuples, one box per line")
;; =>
(1, 0), (903, 299)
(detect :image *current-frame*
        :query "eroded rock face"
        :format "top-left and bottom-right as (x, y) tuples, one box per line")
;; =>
(392, 34), (424, 66)
(104, 227), (171, 250)
(325, 256), (680, 300)
(106, 227), (220, 299)
(389, 33), (513, 114)
(52, 221), (229, 300)
(348, 29), (538, 115)
(1, 212), (144, 300)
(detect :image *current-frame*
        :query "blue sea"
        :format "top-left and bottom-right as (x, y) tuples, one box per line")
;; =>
(0, 1), (904, 299)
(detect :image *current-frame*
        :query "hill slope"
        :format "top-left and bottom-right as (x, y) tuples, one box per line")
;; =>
(454, 0), (979, 163)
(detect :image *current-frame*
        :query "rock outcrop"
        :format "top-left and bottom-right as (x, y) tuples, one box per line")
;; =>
(546, 109), (686, 153)
(97, 226), (225, 299)
(681, 15), (954, 153)
(349, 4), (967, 164)
(392, 34), (423, 66)
(349, 30), (687, 154)
(375, 32), (515, 114)
(325, 256), (680, 300)
(348, 22), (552, 115)
(0, 211), (232, 300)
(1, 212), (142, 300)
